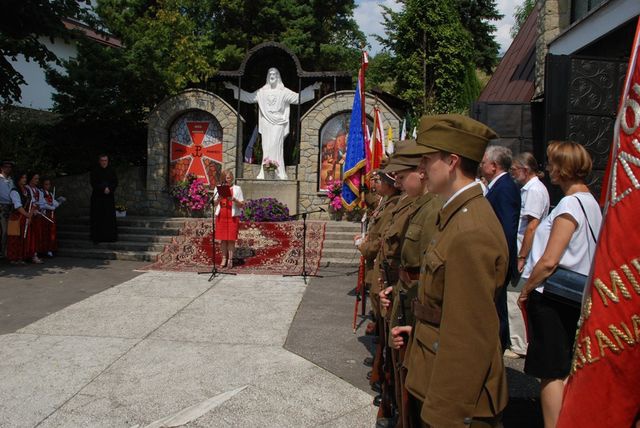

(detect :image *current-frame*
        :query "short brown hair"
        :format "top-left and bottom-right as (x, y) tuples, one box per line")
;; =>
(546, 141), (592, 182)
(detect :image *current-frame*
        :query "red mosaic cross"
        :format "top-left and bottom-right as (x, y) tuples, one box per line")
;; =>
(170, 122), (222, 185)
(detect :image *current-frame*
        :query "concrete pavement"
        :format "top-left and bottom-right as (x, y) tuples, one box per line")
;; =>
(0, 271), (376, 428)
(0, 257), (146, 334)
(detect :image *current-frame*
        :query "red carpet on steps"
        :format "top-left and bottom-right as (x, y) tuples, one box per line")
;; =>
(142, 219), (326, 275)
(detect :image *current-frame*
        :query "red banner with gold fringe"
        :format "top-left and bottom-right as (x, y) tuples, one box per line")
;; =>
(558, 17), (640, 428)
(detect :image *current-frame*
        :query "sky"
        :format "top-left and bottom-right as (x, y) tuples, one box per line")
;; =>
(353, 0), (522, 56)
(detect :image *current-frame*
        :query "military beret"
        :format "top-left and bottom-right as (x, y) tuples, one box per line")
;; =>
(405, 114), (498, 162)
(382, 155), (421, 173)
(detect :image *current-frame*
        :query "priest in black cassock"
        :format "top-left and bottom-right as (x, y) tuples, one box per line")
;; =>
(90, 154), (118, 243)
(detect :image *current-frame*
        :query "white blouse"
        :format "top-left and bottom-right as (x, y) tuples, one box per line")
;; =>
(213, 184), (244, 217)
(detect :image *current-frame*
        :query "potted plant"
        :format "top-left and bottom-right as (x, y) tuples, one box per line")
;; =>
(262, 157), (279, 180)
(169, 173), (211, 217)
(115, 204), (127, 217)
(325, 179), (344, 221)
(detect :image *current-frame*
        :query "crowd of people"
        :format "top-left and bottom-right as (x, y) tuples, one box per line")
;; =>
(0, 160), (65, 265)
(355, 114), (602, 428)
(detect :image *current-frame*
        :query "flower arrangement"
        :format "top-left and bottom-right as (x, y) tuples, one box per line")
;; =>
(262, 157), (279, 172)
(240, 198), (290, 222)
(169, 173), (211, 215)
(325, 179), (343, 212)
(115, 204), (127, 212)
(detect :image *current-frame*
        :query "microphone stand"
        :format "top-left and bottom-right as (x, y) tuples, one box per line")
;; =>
(283, 208), (325, 284)
(198, 196), (236, 281)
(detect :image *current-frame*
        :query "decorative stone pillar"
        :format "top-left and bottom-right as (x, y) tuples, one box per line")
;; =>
(145, 89), (242, 216)
(298, 91), (401, 219)
(535, 0), (571, 96)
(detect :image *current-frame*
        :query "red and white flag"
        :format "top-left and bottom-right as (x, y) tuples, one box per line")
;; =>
(558, 17), (640, 428)
(367, 106), (385, 174)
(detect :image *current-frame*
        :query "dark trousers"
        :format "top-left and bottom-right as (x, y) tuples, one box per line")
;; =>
(495, 282), (510, 351)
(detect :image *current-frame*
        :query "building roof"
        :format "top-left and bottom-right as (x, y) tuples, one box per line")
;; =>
(477, 7), (538, 103)
(62, 18), (122, 48)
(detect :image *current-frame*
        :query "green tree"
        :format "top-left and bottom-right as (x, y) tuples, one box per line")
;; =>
(511, 0), (536, 38)
(367, 52), (396, 93)
(45, 39), (150, 173)
(0, 0), (89, 105)
(457, 0), (503, 73)
(45, 0), (366, 170)
(378, 0), (481, 115)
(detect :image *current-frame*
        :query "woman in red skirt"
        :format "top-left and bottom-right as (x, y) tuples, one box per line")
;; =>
(7, 172), (39, 265)
(40, 178), (62, 257)
(26, 172), (46, 262)
(214, 169), (244, 267)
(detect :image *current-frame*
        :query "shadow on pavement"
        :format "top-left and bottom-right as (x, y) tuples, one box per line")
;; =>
(0, 257), (146, 334)
(285, 263), (544, 427)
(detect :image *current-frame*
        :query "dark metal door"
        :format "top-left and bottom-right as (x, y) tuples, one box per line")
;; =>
(544, 54), (628, 200)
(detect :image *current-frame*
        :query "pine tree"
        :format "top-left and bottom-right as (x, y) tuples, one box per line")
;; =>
(378, 0), (481, 115)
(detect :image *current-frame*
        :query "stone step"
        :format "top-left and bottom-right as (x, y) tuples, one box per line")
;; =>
(55, 247), (157, 262)
(57, 224), (181, 236)
(58, 239), (167, 253)
(321, 257), (360, 266)
(323, 224), (361, 233)
(323, 239), (358, 249)
(324, 231), (358, 241)
(57, 231), (174, 244)
(321, 248), (359, 259)
(58, 216), (188, 229)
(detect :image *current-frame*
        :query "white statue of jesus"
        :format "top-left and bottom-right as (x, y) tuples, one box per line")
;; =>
(225, 68), (320, 180)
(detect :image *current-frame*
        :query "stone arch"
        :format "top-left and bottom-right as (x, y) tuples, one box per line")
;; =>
(298, 90), (401, 217)
(145, 88), (242, 215)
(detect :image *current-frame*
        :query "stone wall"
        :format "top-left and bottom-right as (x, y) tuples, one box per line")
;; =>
(52, 166), (150, 220)
(298, 91), (401, 219)
(146, 89), (242, 215)
(535, 0), (571, 95)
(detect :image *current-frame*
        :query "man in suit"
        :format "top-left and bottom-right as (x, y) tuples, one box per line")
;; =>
(391, 115), (509, 427)
(481, 146), (521, 353)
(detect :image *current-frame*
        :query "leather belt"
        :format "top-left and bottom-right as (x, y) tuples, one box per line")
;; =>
(399, 267), (420, 283)
(412, 299), (442, 326)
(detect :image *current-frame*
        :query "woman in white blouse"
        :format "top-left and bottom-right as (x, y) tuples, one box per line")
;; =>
(518, 141), (602, 428)
(213, 169), (244, 267)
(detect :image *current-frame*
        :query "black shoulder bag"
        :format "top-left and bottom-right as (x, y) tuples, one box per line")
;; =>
(543, 196), (597, 307)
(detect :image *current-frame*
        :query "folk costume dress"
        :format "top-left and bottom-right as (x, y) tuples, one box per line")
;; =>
(214, 185), (243, 241)
(27, 185), (46, 254)
(7, 187), (36, 262)
(40, 190), (59, 253)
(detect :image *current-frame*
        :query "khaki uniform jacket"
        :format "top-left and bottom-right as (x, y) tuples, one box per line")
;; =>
(389, 192), (442, 335)
(381, 194), (418, 268)
(359, 194), (400, 288)
(404, 185), (509, 427)
(379, 194), (417, 320)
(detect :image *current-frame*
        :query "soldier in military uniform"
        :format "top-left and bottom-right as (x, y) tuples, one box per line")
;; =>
(357, 169), (401, 397)
(391, 115), (509, 428)
(379, 141), (443, 428)
(373, 152), (423, 425)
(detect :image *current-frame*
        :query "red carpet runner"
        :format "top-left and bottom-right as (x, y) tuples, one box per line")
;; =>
(143, 219), (326, 275)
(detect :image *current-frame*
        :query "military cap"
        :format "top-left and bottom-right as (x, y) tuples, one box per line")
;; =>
(379, 171), (396, 186)
(1, 160), (16, 167)
(394, 139), (432, 156)
(382, 154), (421, 173)
(404, 114), (498, 162)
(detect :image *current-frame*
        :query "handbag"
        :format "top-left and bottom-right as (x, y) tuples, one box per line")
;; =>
(543, 196), (598, 307)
